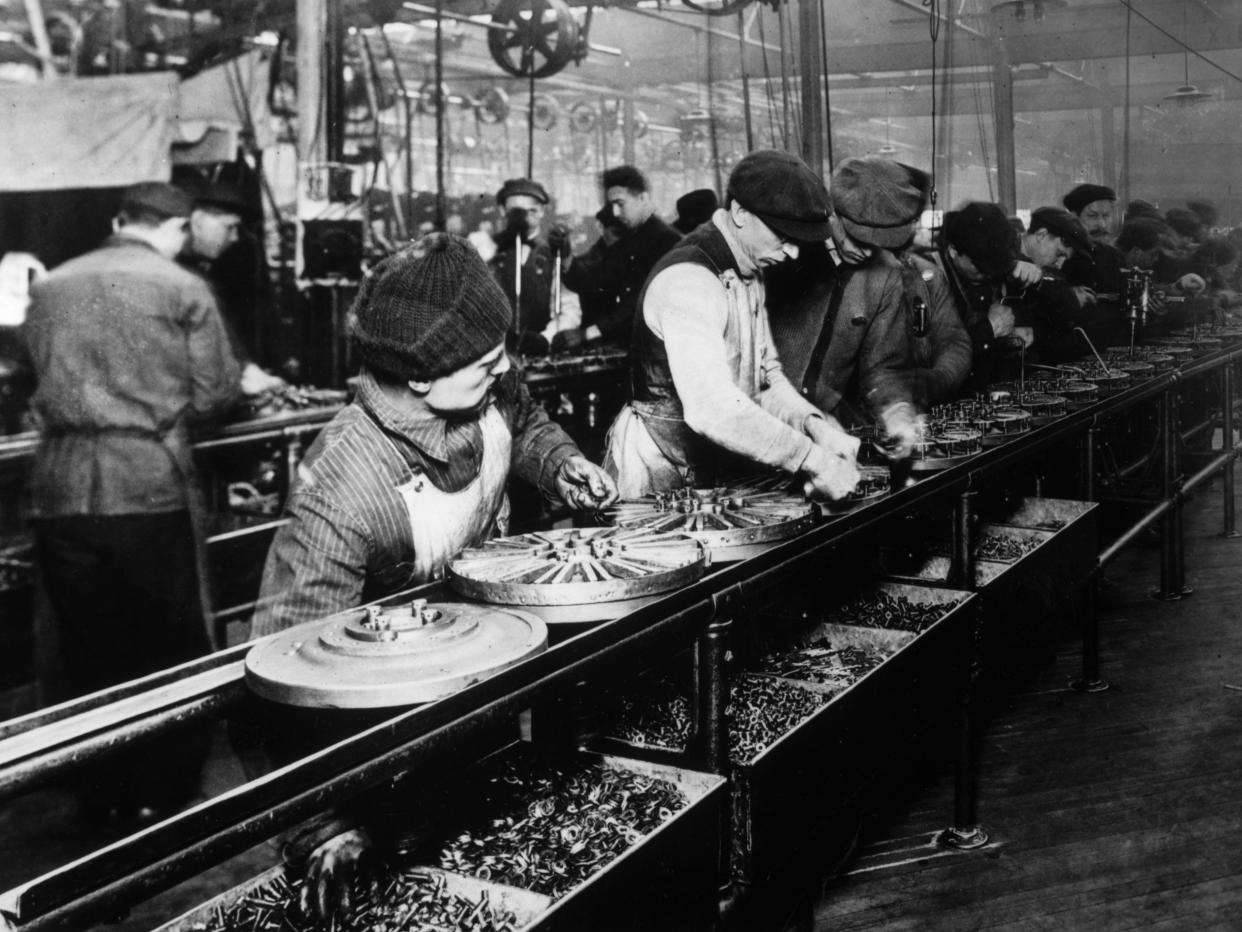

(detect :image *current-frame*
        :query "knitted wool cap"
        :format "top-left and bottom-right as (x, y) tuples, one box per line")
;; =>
(829, 156), (931, 249)
(349, 233), (512, 381)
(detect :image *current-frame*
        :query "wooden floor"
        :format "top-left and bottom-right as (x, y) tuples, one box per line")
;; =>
(808, 481), (1242, 931)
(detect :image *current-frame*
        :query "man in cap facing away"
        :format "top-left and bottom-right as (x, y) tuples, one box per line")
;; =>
(769, 155), (964, 440)
(23, 181), (243, 827)
(252, 233), (617, 636)
(604, 149), (860, 500)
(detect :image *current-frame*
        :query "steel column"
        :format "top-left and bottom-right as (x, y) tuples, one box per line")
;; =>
(950, 490), (976, 592)
(1223, 362), (1239, 538)
(940, 605), (987, 850)
(1152, 388), (1181, 601)
(1170, 390), (1192, 597)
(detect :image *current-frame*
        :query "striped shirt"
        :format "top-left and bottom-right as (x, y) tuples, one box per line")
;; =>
(251, 367), (578, 635)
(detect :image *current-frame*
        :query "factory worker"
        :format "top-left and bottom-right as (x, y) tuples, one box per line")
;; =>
(603, 148), (860, 500)
(769, 156), (950, 443)
(251, 233), (617, 636)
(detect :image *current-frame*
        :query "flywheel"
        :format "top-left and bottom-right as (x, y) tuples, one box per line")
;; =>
(245, 599), (547, 708)
(488, 0), (580, 79)
(602, 478), (819, 561)
(448, 527), (707, 624)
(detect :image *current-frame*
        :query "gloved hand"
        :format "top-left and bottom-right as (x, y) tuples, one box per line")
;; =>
(1175, 272), (1207, 296)
(547, 223), (572, 260)
(512, 331), (550, 356)
(987, 303), (1016, 338)
(800, 444), (861, 502)
(555, 455), (619, 510)
(299, 829), (377, 920)
(551, 328), (587, 353)
(804, 414), (861, 461)
(878, 402), (920, 461)
(1010, 260), (1043, 286)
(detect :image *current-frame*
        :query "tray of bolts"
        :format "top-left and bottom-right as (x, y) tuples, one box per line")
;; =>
(601, 479), (819, 562)
(932, 401), (1033, 448)
(595, 581), (974, 889)
(448, 528), (708, 626)
(884, 498), (1097, 667)
(155, 744), (726, 932)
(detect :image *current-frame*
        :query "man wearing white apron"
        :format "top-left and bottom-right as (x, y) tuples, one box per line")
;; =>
(252, 232), (617, 637)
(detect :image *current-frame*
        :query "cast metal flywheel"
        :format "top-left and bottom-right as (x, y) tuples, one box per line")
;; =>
(448, 527), (707, 624)
(245, 599), (547, 708)
(602, 479), (819, 561)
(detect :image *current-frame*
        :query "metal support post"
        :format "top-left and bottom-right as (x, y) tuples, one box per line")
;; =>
(1170, 390), (1192, 598)
(950, 490), (976, 591)
(1222, 362), (1239, 538)
(939, 606), (988, 850)
(1152, 389), (1182, 601)
(699, 595), (737, 915)
(1082, 420), (1099, 502)
(1071, 567), (1108, 693)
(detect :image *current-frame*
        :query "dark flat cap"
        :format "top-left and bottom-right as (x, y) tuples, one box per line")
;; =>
(674, 188), (719, 234)
(1163, 207), (1202, 239)
(830, 156), (930, 249)
(1124, 199), (1162, 223)
(190, 181), (258, 220)
(1187, 199), (1219, 228)
(1063, 183), (1116, 215)
(1028, 206), (1092, 256)
(120, 182), (192, 220)
(943, 201), (1019, 280)
(727, 149), (832, 242)
(496, 177), (549, 205)
(1116, 217), (1169, 252)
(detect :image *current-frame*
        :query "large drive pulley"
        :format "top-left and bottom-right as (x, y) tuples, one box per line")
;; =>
(448, 527), (707, 624)
(602, 479), (818, 561)
(245, 599), (547, 708)
(488, 0), (581, 78)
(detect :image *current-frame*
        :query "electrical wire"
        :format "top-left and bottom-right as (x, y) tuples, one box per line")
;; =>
(1116, 0), (1242, 85)
(757, 11), (781, 147)
(926, 0), (940, 219)
(776, 3), (791, 148)
(818, 0), (833, 171)
(1121, 0), (1132, 204)
(738, 10), (754, 151)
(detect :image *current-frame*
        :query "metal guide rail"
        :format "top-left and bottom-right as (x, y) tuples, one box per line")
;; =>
(1, 344), (1241, 929)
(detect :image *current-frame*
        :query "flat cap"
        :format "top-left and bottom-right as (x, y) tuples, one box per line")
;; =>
(1062, 183), (1116, 215)
(1028, 206), (1092, 256)
(120, 182), (192, 220)
(942, 201), (1019, 280)
(189, 181), (258, 220)
(727, 148), (832, 242)
(496, 178), (549, 205)
(829, 156), (930, 249)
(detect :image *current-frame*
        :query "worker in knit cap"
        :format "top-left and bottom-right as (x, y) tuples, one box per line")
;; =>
(252, 232), (617, 636)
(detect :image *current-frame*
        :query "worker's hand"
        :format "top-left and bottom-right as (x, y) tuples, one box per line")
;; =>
(1012, 326), (1035, 348)
(555, 455), (619, 510)
(800, 444), (860, 502)
(804, 414), (860, 461)
(299, 829), (377, 921)
(1073, 286), (1097, 308)
(1010, 260), (1043, 286)
(987, 303), (1016, 338)
(547, 223), (572, 260)
(878, 403), (920, 461)
(511, 331), (550, 357)
(240, 362), (286, 396)
(1175, 272), (1207, 296)
(551, 328), (586, 354)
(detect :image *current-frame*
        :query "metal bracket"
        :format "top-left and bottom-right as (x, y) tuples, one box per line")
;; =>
(710, 582), (747, 622)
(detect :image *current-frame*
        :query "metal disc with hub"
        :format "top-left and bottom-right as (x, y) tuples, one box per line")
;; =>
(602, 480), (819, 561)
(245, 599), (547, 708)
(448, 527), (707, 624)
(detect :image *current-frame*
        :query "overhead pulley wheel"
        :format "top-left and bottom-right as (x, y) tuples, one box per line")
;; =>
(448, 527), (707, 624)
(488, 0), (581, 79)
(631, 110), (649, 139)
(603, 477), (818, 561)
(569, 100), (599, 134)
(416, 79), (450, 115)
(245, 598), (548, 708)
(530, 93), (560, 130)
(473, 86), (511, 125)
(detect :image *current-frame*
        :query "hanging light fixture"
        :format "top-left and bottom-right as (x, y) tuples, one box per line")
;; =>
(1164, 0), (1211, 103)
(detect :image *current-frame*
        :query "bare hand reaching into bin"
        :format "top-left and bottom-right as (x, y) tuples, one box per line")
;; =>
(300, 828), (379, 920)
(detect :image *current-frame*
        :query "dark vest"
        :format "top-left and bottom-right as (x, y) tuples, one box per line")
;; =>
(627, 223), (743, 472)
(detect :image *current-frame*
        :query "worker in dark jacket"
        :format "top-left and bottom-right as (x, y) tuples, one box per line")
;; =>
(552, 165), (681, 351)
(885, 249), (973, 408)
(1012, 207), (1099, 363)
(1061, 183), (1130, 351)
(488, 178), (560, 355)
(252, 233), (617, 636)
(23, 182), (243, 827)
(768, 156), (928, 452)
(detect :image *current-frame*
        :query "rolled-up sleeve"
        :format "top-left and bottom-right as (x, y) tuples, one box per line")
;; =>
(647, 265), (814, 474)
(503, 374), (581, 496)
